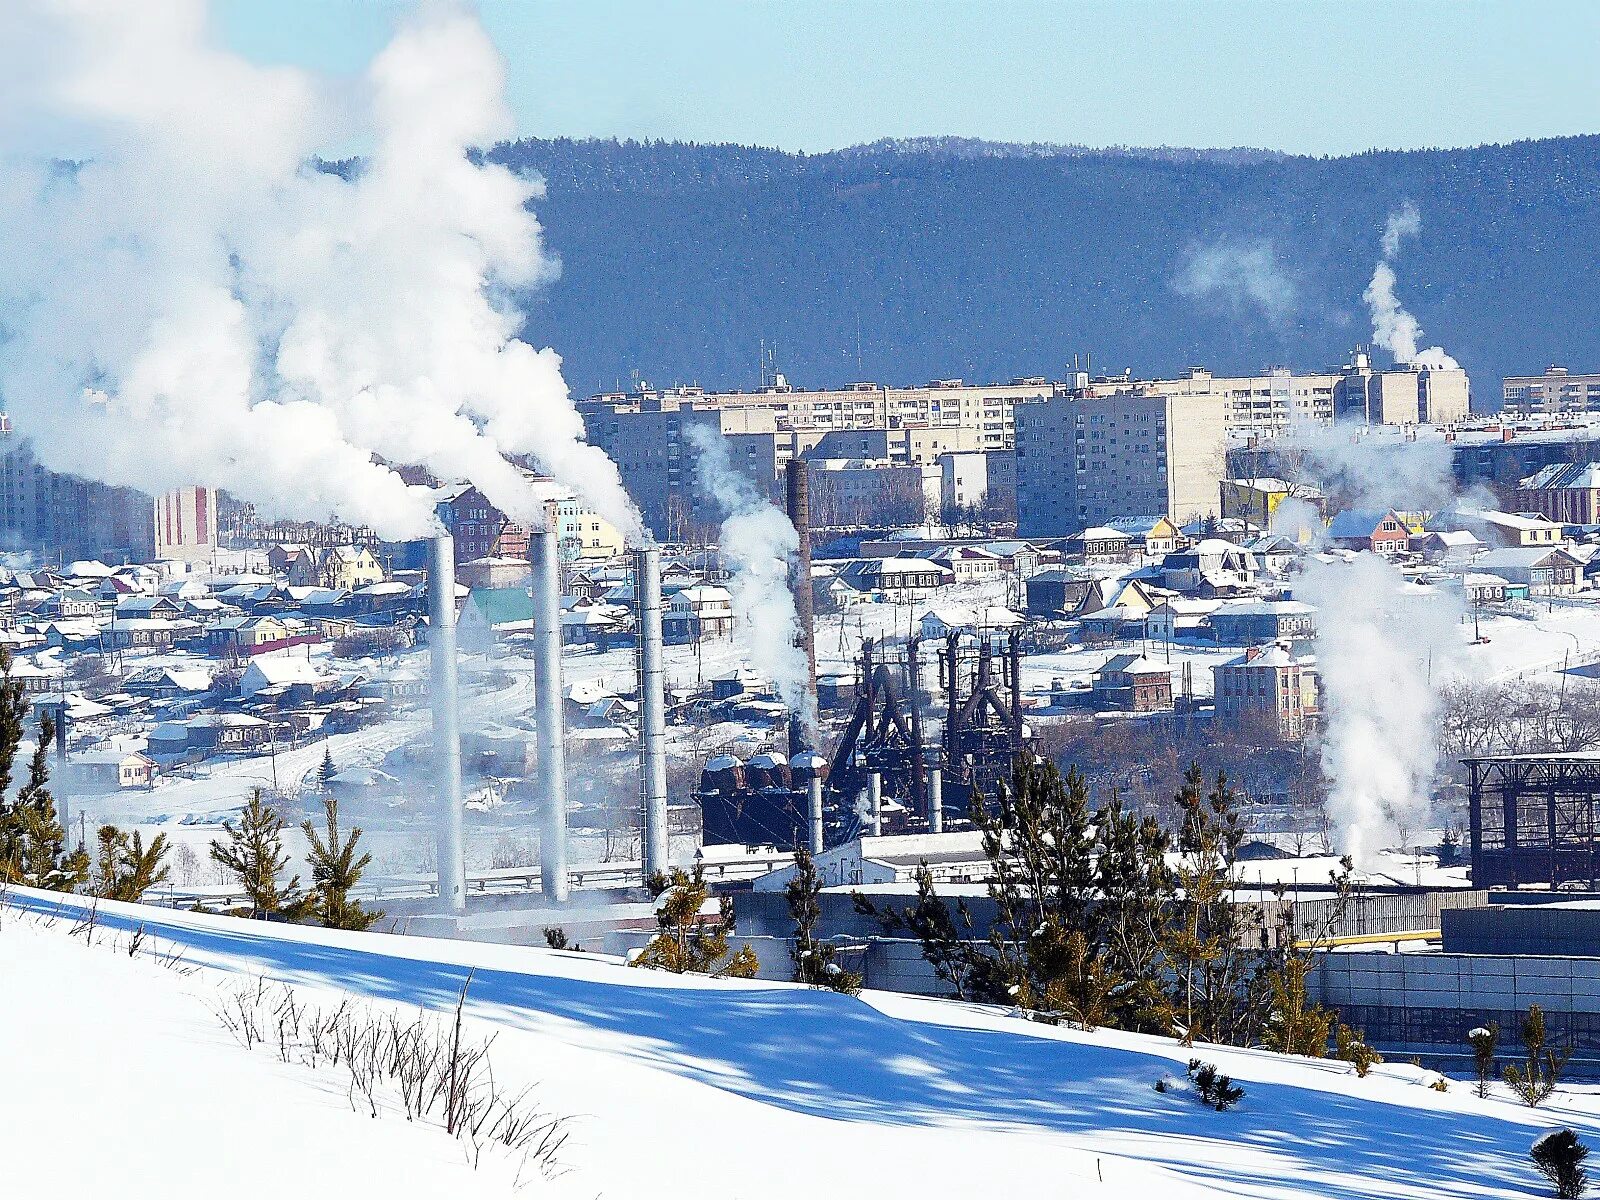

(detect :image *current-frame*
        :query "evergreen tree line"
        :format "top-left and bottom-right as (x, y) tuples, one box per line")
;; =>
(0, 642), (378, 931)
(856, 758), (1366, 1055)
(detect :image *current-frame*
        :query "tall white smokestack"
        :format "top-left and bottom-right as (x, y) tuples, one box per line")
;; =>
(428, 534), (465, 914)
(530, 524), (570, 903)
(636, 545), (669, 878)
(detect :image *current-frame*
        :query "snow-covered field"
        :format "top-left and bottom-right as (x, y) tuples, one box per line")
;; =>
(5, 885), (1599, 1199)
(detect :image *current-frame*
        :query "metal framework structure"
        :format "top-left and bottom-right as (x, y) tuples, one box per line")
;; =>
(1468, 753), (1600, 888)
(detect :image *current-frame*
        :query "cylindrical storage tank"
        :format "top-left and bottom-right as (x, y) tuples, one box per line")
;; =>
(746, 752), (782, 790)
(789, 750), (829, 786)
(702, 753), (746, 795)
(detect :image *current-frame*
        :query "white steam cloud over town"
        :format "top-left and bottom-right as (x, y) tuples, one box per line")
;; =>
(5, 4), (1600, 1197)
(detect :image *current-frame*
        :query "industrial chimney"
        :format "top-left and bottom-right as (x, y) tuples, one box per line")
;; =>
(784, 457), (817, 753)
(428, 534), (466, 914)
(636, 545), (669, 878)
(530, 523), (570, 903)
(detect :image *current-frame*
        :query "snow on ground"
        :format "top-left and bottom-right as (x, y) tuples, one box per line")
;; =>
(7, 885), (1600, 1199)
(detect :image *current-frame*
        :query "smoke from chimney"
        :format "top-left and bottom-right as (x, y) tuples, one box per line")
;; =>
(687, 424), (818, 737)
(1363, 202), (1460, 371)
(0, 0), (639, 541)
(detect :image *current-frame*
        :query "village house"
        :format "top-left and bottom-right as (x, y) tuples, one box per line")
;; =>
(104, 617), (198, 651)
(1064, 526), (1133, 564)
(184, 713), (272, 755)
(288, 545), (385, 591)
(204, 614), (309, 657)
(1456, 509), (1566, 549)
(834, 558), (953, 603)
(663, 585), (736, 644)
(1092, 654), (1174, 713)
(1474, 546), (1585, 596)
(1212, 642), (1319, 740)
(1161, 540), (1257, 594)
(1413, 529), (1485, 566)
(238, 657), (330, 702)
(930, 545), (1004, 584)
(1024, 568), (1098, 619)
(1107, 516), (1185, 557)
(1218, 478), (1323, 528)
(1145, 597), (1224, 642)
(1326, 509), (1412, 555)
(64, 748), (157, 791)
(42, 588), (100, 620)
(457, 587), (537, 651)
(1207, 599), (1316, 645)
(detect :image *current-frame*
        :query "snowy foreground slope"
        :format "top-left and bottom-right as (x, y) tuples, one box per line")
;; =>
(2, 889), (1595, 1200)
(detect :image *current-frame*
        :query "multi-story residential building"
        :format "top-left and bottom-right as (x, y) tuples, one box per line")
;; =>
(1517, 462), (1600, 526)
(1503, 367), (1600, 416)
(0, 427), (156, 564)
(807, 459), (939, 528)
(1212, 642), (1320, 740)
(1013, 386), (1227, 538)
(154, 486), (218, 565)
(1332, 351), (1470, 426)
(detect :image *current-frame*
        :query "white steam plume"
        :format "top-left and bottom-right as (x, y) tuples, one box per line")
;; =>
(0, 1), (640, 542)
(687, 425), (817, 735)
(1173, 236), (1298, 325)
(1275, 415), (1468, 863)
(1363, 201), (1460, 371)
(1295, 554), (1461, 864)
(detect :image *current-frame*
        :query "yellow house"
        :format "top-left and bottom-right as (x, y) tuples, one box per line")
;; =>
(290, 545), (385, 589)
(1218, 478), (1323, 528)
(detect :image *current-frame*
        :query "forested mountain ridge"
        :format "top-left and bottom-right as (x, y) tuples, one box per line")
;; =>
(489, 135), (1600, 404)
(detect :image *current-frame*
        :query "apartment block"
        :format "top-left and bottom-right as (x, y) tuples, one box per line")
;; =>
(1013, 387), (1227, 538)
(0, 430), (155, 563)
(1503, 367), (1600, 417)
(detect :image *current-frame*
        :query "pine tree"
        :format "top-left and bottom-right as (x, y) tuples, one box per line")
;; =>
(94, 825), (170, 902)
(302, 797), (381, 930)
(1166, 766), (1265, 1045)
(1092, 793), (1175, 1033)
(209, 789), (305, 920)
(786, 847), (861, 993)
(10, 716), (87, 891)
(632, 864), (758, 977)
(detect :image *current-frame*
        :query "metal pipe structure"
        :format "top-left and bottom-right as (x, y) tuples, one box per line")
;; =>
(427, 534), (466, 914)
(530, 525), (570, 903)
(928, 766), (944, 834)
(868, 771), (882, 837)
(636, 545), (669, 878)
(808, 774), (824, 856)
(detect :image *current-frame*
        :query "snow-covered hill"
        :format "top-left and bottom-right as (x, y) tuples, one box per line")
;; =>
(4, 886), (1595, 1199)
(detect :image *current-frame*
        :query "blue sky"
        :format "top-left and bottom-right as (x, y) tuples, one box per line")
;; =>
(217, 1), (1600, 155)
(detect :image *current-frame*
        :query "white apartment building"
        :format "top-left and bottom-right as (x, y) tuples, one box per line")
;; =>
(1014, 387), (1227, 538)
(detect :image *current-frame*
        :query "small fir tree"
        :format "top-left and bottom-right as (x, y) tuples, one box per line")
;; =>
(209, 789), (305, 920)
(1504, 1003), (1569, 1107)
(786, 846), (861, 994)
(317, 746), (337, 793)
(94, 825), (170, 902)
(0, 715), (87, 891)
(1532, 1129), (1590, 1200)
(1335, 1022), (1383, 1078)
(1468, 1023), (1499, 1099)
(302, 797), (381, 930)
(632, 865), (758, 977)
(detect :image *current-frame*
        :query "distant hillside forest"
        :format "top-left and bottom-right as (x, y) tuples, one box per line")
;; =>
(488, 135), (1600, 410)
